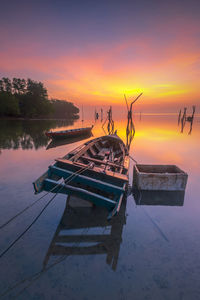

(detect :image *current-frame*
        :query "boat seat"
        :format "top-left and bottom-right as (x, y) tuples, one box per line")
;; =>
(82, 156), (122, 168)
(88, 147), (97, 157)
(98, 149), (110, 156)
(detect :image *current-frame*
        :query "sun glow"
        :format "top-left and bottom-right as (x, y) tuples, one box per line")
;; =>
(1, 1), (200, 111)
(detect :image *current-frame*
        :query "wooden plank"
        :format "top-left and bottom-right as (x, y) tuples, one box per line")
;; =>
(56, 158), (128, 182)
(81, 155), (123, 168)
(107, 184), (126, 220)
(123, 156), (130, 170)
(62, 138), (95, 159)
(49, 166), (125, 195)
(72, 140), (96, 161)
(88, 147), (97, 156)
(33, 170), (49, 193)
(44, 178), (117, 210)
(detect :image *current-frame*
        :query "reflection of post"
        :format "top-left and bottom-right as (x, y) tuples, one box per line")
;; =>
(81, 105), (84, 125)
(94, 108), (99, 121)
(43, 196), (127, 271)
(94, 108), (96, 122)
(187, 106), (196, 135)
(178, 109), (181, 125)
(101, 108), (103, 122)
(102, 107), (114, 135)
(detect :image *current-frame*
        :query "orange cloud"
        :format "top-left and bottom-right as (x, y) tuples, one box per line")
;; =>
(1, 21), (200, 111)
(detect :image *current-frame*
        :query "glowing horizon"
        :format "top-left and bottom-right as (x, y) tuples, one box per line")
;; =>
(0, 0), (200, 112)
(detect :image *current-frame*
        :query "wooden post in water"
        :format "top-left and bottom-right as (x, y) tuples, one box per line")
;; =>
(178, 109), (181, 125)
(181, 107), (187, 133)
(124, 93), (143, 150)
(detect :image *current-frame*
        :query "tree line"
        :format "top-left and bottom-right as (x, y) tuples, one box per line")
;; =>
(0, 77), (79, 119)
(0, 119), (75, 151)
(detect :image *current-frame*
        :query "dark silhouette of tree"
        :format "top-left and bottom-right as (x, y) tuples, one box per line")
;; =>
(50, 99), (79, 119)
(0, 77), (79, 119)
(0, 80), (4, 92)
(0, 119), (75, 150)
(2, 77), (12, 93)
(12, 78), (26, 94)
(0, 92), (20, 116)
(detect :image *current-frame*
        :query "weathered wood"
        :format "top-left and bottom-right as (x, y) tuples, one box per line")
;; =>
(133, 164), (188, 191)
(49, 165), (125, 195)
(33, 170), (48, 193)
(56, 158), (129, 182)
(46, 126), (93, 140)
(108, 185), (126, 219)
(33, 134), (129, 218)
(44, 178), (117, 209)
(72, 140), (96, 161)
(81, 155), (123, 168)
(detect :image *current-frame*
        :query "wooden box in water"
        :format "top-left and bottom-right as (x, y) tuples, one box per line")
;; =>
(133, 164), (188, 191)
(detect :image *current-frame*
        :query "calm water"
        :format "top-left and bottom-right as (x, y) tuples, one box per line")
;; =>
(0, 115), (200, 299)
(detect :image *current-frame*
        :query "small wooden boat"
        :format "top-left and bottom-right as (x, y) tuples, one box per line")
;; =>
(33, 134), (129, 219)
(46, 132), (93, 150)
(45, 126), (93, 140)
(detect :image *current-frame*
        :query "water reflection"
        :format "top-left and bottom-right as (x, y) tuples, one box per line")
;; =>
(43, 196), (127, 271)
(46, 132), (93, 150)
(0, 119), (75, 150)
(178, 106), (196, 135)
(1, 115), (200, 299)
(132, 189), (185, 206)
(102, 106), (115, 135)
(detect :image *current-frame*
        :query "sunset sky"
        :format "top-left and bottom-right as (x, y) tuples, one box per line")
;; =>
(0, 0), (200, 112)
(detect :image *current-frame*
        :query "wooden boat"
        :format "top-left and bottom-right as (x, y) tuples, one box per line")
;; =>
(33, 134), (129, 219)
(45, 126), (93, 140)
(46, 132), (93, 150)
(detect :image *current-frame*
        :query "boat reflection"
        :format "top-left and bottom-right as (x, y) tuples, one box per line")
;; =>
(43, 195), (127, 271)
(132, 189), (185, 206)
(0, 119), (75, 150)
(46, 132), (93, 150)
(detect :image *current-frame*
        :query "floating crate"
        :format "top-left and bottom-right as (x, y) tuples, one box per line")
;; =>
(133, 164), (188, 191)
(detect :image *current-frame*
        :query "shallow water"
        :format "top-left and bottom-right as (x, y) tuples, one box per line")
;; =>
(0, 115), (200, 300)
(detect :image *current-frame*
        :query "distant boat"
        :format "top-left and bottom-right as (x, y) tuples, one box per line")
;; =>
(33, 134), (129, 219)
(46, 132), (93, 149)
(45, 126), (93, 140)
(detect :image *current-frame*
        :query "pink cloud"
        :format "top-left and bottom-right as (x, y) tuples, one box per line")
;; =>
(0, 17), (200, 110)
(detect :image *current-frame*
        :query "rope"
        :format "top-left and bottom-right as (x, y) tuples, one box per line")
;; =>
(0, 192), (53, 230)
(129, 155), (137, 164)
(1, 227), (90, 298)
(0, 195), (56, 259)
(131, 188), (169, 242)
(0, 163), (93, 230)
(0, 164), (93, 259)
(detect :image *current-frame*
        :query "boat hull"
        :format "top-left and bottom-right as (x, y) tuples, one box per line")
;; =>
(45, 126), (93, 140)
(33, 134), (129, 218)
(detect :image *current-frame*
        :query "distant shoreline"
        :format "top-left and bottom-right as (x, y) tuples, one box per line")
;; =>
(0, 116), (79, 121)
